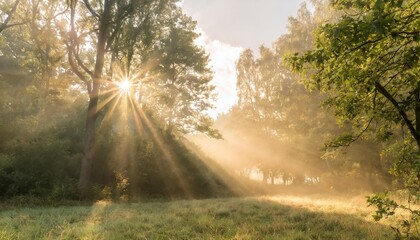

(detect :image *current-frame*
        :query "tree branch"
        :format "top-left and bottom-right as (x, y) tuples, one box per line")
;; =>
(0, 0), (23, 33)
(67, 0), (92, 93)
(0, 22), (26, 32)
(349, 35), (389, 52)
(71, 46), (94, 77)
(67, 42), (91, 93)
(326, 117), (374, 149)
(82, 0), (100, 20)
(375, 81), (420, 143)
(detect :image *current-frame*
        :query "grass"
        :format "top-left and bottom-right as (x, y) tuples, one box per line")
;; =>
(0, 195), (396, 239)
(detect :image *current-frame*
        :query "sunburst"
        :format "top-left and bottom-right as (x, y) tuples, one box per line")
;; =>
(117, 79), (131, 93)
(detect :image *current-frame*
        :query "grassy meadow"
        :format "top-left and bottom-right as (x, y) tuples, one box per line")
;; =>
(0, 194), (399, 240)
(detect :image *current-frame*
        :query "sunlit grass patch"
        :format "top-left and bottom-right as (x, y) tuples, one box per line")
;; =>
(263, 195), (372, 216)
(0, 196), (395, 239)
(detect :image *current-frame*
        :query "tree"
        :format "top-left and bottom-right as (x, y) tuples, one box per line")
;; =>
(236, 47), (280, 133)
(0, 0), (229, 200)
(139, 10), (218, 137)
(0, 0), (85, 198)
(234, 2), (337, 184)
(290, 0), (419, 184)
(289, 0), (419, 236)
(64, 0), (175, 191)
(65, 0), (219, 191)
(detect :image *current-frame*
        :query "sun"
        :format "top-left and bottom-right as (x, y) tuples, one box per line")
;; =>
(117, 79), (131, 93)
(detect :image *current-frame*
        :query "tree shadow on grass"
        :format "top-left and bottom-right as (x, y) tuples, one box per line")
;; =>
(0, 197), (396, 239)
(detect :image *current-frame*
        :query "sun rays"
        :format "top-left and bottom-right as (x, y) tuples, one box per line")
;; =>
(91, 65), (198, 197)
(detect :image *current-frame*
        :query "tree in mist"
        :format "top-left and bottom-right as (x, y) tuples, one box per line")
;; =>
(234, 2), (337, 185)
(0, 0), (86, 198)
(0, 0), (73, 133)
(235, 48), (297, 183)
(25, 0), (67, 104)
(236, 47), (280, 133)
(144, 10), (219, 137)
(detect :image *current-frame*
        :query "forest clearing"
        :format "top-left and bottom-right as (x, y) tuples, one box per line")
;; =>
(1, 0), (419, 239)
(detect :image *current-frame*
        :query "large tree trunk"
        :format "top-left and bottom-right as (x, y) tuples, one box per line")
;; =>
(78, 1), (111, 193)
(79, 94), (99, 192)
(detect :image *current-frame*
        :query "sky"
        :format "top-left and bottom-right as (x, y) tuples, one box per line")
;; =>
(181, 0), (306, 117)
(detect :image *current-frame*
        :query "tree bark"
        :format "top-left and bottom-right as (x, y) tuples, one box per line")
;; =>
(415, 84), (420, 183)
(415, 84), (420, 150)
(78, 0), (112, 193)
(79, 96), (98, 192)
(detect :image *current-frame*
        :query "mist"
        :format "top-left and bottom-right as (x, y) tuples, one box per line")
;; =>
(189, 107), (391, 196)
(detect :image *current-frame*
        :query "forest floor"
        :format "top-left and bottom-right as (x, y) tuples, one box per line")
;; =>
(0, 194), (405, 239)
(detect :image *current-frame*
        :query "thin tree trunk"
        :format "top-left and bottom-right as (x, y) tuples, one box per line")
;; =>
(415, 85), (420, 148)
(262, 169), (268, 184)
(415, 84), (420, 182)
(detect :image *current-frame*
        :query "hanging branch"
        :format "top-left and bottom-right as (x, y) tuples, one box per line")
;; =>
(375, 81), (420, 144)
(0, 0), (27, 33)
(67, 0), (93, 93)
(82, 0), (100, 20)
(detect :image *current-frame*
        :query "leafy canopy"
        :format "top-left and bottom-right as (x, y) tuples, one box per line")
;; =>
(290, 0), (419, 145)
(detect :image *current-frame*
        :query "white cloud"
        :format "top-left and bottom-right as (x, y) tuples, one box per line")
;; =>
(182, 0), (305, 51)
(195, 29), (243, 118)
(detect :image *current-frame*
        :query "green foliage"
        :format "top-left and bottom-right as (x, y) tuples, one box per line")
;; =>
(324, 133), (355, 148)
(384, 140), (420, 190)
(289, 0), (420, 142)
(290, 0), (420, 237)
(367, 191), (420, 238)
(367, 192), (398, 221)
(49, 179), (79, 202)
(143, 10), (218, 137)
(114, 171), (129, 202)
(0, 44), (86, 199)
(0, 97), (85, 199)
